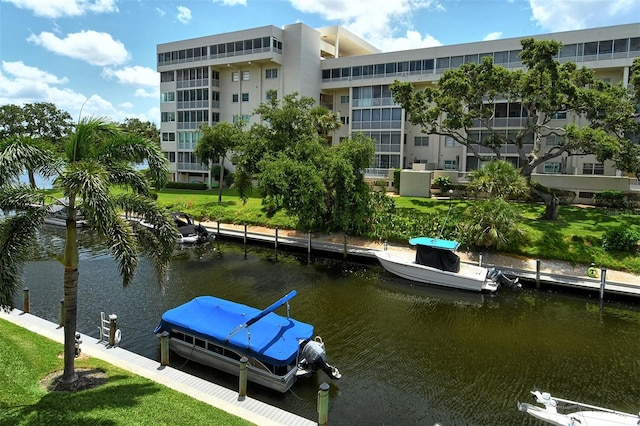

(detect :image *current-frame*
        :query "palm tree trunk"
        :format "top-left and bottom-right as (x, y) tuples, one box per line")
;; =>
(218, 155), (224, 203)
(28, 169), (36, 189)
(61, 212), (79, 384)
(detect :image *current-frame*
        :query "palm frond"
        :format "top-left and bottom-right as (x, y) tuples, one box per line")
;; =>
(0, 185), (45, 212)
(0, 136), (60, 187)
(103, 163), (150, 196)
(107, 216), (139, 287)
(66, 117), (119, 162)
(0, 209), (46, 310)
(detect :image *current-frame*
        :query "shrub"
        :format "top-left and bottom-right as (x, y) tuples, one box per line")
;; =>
(393, 169), (401, 193)
(433, 176), (451, 191)
(164, 181), (208, 190)
(602, 227), (639, 252)
(594, 190), (626, 208)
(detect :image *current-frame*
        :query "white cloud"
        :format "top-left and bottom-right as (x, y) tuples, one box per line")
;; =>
(288, 0), (444, 51)
(135, 88), (159, 98)
(0, 61), (140, 123)
(213, 0), (247, 5)
(102, 66), (158, 87)
(155, 7), (166, 16)
(27, 30), (129, 67)
(484, 32), (502, 41)
(528, 0), (639, 32)
(177, 5), (192, 24)
(3, 0), (118, 18)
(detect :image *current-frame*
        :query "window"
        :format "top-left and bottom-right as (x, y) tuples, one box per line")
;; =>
(340, 116), (349, 125)
(578, 191), (596, 199)
(583, 163), (604, 175)
(160, 71), (174, 82)
(242, 71), (250, 81)
(444, 160), (457, 170)
(231, 71), (239, 82)
(232, 94), (239, 103)
(241, 93), (249, 102)
(543, 162), (561, 173)
(265, 68), (278, 79)
(414, 136), (429, 146)
(552, 111), (567, 119)
(162, 132), (175, 142)
(232, 114), (250, 123)
(161, 92), (174, 102)
(545, 135), (564, 146)
(444, 136), (458, 147)
(340, 95), (349, 104)
(161, 112), (175, 122)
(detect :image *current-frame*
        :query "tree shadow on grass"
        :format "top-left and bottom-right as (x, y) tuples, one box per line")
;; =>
(2, 372), (160, 425)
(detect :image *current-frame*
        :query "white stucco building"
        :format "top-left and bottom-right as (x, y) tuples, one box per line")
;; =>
(157, 22), (640, 201)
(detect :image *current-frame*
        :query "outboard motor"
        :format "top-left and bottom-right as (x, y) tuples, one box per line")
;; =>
(487, 268), (521, 290)
(194, 223), (212, 242)
(298, 337), (341, 379)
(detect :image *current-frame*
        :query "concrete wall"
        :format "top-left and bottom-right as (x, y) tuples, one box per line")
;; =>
(399, 170), (432, 197)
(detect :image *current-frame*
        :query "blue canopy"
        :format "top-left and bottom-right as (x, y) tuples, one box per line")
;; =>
(154, 294), (313, 367)
(409, 237), (460, 251)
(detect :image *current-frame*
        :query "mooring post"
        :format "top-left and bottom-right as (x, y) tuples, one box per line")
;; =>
(243, 223), (247, 244)
(478, 253), (483, 267)
(23, 288), (30, 313)
(317, 382), (330, 426)
(599, 268), (607, 299)
(343, 235), (348, 258)
(217, 220), (220, 238)
(159, 331), (169, 366)
(59, 299), (64, 327)
(238, 356), (248, 399)
(384, 239), (388, 251)
(308, 232), (312, 256)
(108, 314), (118, 347)
(536, 260), (541, 289)
(275, 227), (279, 250)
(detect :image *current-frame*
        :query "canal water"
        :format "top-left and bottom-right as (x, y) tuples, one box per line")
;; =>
(14, 227), (640, 425)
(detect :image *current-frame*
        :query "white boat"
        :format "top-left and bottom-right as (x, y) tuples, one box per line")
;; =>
(130, 211), (213, 244)
(375, 237), (520, 293)
(518, 390), (639, 426)
(43, 204), (88, 228)
(154, 290), (341, 393)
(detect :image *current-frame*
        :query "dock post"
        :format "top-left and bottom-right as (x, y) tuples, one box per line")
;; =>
(343, 235), (348, 258)
(536, 260), (541, 289)
(217, 220), (220, 238)
(308, 232), (312, 256)
(243, 223), (247, 244)
(478, 254), (483, 267)
(599, 268), (607, 299)
(23, 288), (30, 313)
(59, 299), (64, 327)
(384, 240), (387, 251)
(238, 356), (248, 400)
(159, 331), (169, 366)
(108, 314), (118, 347)
(317, 382), (330, 426)
(275, 227), (278, 250)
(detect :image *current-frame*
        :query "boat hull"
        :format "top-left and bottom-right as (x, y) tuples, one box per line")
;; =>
(375, 250), (498, 292)
(169, 337), (298, 393)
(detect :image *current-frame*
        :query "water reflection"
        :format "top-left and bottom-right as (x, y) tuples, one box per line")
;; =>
(14, 227), (640, 425)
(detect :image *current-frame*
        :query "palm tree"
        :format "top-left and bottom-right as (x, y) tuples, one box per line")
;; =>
(0, 116), (178, 384)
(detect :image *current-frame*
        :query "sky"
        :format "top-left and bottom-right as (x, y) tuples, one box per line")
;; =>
(1, 0), (639, 125)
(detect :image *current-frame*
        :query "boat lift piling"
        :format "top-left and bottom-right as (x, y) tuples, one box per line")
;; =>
(317, 382), (330, 425)
(23, 288), (30, 313)
(536, 260), (541, 289)
(238, 357), (248, 400)
(600, 268), (607, 299)
(159, 331), (170, 366)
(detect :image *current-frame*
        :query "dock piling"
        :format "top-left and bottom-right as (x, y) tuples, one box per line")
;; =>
(275, 227), (278, 250)
(317, 382), (330, 426)
(536, 260), (541, 289)
(479, 253), (483, 267)
(343, 235), (348, 258)
(238, 356), (248, 400)
(108, 314), (118, 347)
(23, 288), (30, 313)
(159, 331), (169, 366)
(599, 268), (607, 299)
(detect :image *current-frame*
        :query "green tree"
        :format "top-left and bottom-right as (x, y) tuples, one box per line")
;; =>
(0, 116), (178, 385)
(119, 117), (160, 142)
(0, 103), (74, 187)
(233, 93), (375, 233)
(468, 159), (529, 199)
(195, 122), (245, 202)
(459, 197), (526, 251)
(391, 39), (639, 220)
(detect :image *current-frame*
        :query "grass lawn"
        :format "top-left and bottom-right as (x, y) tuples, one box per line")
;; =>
(0, 319), (253, 426)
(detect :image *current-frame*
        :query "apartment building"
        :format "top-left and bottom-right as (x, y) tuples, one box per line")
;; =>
(157, 22), (640, 199)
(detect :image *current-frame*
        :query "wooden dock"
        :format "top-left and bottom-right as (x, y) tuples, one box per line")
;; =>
(0, 309), (316, 426)
(211, 223), (640, 299)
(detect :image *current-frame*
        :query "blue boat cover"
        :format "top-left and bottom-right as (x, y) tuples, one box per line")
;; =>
(409, 237), (460, 251)
(154, 295), (314, 367)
